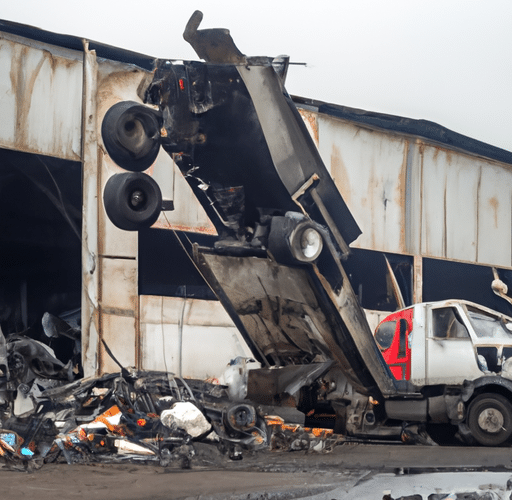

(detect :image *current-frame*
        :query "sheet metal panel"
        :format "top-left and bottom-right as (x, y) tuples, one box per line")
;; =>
(420, 147), (512, 266)
(420, 147), (478, 261)
(405, 142), (424, 257)
(140, 296), (252, 379)
(100, 314), (137, 373)
(306, 106), (512, 269)
(316, 114), (408, 253)
(0, 34), (82, 160)
(476, 163), (512, 267)
(152, 161), (216, 234)
(99, 257), (139, 372)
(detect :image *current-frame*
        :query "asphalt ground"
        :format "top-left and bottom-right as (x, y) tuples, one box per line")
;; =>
(2, 443), (512, 499)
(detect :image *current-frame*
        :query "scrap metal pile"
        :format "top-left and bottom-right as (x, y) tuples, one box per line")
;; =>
(0, 314), (343, 471)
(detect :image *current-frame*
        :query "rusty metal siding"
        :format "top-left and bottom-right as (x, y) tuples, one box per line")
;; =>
(95, 59), (150, 375)
(139, 296), (253, 379)
(81, 43), (100, 377)
(420, 147), (479, 262)
(316, 114), (408, 254)
(0, 33), (82, 160)
(305, 107), (512, 270)
(477, 163), (512, 266)
(419, 146), (512, 267)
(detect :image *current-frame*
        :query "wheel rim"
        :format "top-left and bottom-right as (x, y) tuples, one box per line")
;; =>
(477, 408), (505, 434)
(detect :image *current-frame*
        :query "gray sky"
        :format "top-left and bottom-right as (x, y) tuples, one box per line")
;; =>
(3, 0), (512, 151)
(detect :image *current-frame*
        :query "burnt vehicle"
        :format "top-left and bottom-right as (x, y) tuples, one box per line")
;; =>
(100, 11), (512, 447)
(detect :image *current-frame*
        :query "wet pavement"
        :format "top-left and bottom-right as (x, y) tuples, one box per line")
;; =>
(2, 443), (512, 499)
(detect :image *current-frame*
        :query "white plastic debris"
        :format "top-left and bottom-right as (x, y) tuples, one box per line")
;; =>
(222, 357), (259, 401)
(160, 401), (211, 438)
(115, 439), (155, 455)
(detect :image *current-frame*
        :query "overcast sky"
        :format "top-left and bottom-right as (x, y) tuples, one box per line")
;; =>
(3, 0), (512, 152)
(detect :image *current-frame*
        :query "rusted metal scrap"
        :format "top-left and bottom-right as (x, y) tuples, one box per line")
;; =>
(0, 347), (343, 470)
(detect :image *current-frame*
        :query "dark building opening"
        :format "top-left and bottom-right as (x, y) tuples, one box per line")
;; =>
(138, 228), (216, 300)
(423, 257), (512, 317)
(0, 147), (82, 339)
(344, 248), (413, 311)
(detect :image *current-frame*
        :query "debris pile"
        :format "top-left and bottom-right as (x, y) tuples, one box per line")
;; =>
(0, 313), (344, 470)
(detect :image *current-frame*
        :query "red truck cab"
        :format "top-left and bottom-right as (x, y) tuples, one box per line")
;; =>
(375, 308), (413, 381)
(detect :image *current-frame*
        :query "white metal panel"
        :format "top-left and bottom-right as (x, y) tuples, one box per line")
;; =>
(0, 39), (16, 145)
(317, 115), (408, 253)
(364, 309), (391, 334)
(140, 296), (252, 379)
(149, 148), (174, 207)
(152, 163), (216, 234)
(409, 303), (426, 386)
(444, 155), (480, 262)
(404, 142), (423, 257)
(100, 314), (137, 372)
(426, 337), (482, 385)
(0, 36), (82, 160)
(477, 162), (512, 267)
(298, 109), (319, 148)
(101, 258), (138, 313)
(421, 147), (482, 262)
(99, 257), (138, 372)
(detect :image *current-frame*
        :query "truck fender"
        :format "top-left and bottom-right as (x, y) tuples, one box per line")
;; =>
(461, 376), (512, 404)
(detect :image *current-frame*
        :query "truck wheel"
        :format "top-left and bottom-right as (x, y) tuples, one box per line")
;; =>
(103, 172), (162, 231)
(101, 101), (162, 172)
(467, 393), (512, 446)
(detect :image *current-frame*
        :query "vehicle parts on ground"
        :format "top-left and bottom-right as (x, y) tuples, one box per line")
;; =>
(0, 364), (349, 470)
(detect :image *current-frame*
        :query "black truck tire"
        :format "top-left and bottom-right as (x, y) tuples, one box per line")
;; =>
(101, 101), (162, 171)
(467, 393), (512, 446)
(103, 172), (162, 231)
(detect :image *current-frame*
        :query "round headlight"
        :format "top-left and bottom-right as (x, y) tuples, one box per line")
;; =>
(300, 227), (323, 259)
(290, 223), (323, 262)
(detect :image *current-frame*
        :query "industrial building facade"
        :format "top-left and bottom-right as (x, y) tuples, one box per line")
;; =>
(1, 20), (512, 381)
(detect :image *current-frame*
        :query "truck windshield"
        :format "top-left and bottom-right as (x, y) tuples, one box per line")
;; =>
(467, 307), (512, 340)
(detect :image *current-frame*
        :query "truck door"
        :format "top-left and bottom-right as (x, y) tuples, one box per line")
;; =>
(374, 308), (413, 380)
(426, 305), (482, 385)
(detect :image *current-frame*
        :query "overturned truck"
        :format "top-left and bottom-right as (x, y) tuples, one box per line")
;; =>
(101, 11), (512, 447)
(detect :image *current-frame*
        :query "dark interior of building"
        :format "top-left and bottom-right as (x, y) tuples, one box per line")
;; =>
(0, 147), (82, 347)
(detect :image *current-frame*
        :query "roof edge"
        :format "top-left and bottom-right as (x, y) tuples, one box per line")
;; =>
(293, 95), (512, 166)
(0, 19), (156, 71)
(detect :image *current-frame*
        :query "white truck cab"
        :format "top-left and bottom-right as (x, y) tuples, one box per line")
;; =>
(375, 300), (512, 445)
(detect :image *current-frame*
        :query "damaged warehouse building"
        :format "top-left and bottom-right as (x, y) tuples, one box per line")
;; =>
(2, 11), (512, 465)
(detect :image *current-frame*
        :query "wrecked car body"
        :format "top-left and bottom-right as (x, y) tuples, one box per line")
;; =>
(97, 9), (512, 449)
(101, 9), (398, 397)
(375, 299), (512, 446)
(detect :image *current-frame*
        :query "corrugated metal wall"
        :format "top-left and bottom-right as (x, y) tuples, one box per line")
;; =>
(307, 111), (512, 269)
(0, 32), (82, 160)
